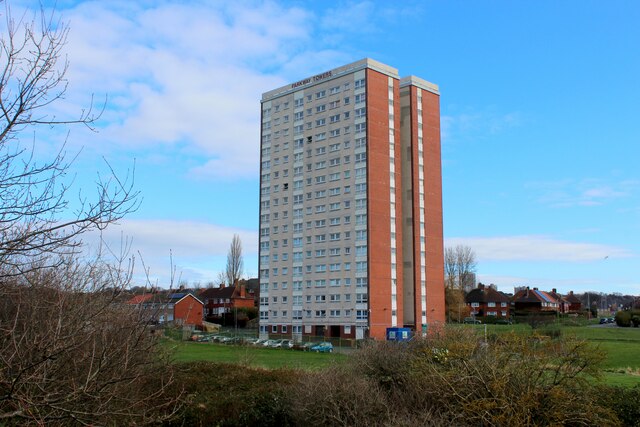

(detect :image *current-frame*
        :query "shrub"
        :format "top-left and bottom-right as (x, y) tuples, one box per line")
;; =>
(616, 311), (632, 327)
(596, 385), (640, 427)
(166, 362), (296, 426)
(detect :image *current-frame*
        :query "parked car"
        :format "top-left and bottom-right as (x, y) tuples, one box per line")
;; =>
(310, 342), (334, 353)
(266, 339), (283, 348)
(253, 338), (267, 346)
(278, 339), (294, 349)
(463, 317), (481, 324)
(607, 317), (615, 324)
(599, 317), (608, 324)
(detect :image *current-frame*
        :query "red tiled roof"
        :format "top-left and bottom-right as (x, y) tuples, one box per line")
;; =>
(126, 294), (154, 305)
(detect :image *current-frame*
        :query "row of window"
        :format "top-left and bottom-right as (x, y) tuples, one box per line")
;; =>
(260, 259), (368, 277)
(259, 277), (368, 292)
(260, 308), (368, 320)
(262, 78), (363, 118)
(470, 302), (508, 308)
(262, 292), (368, 305)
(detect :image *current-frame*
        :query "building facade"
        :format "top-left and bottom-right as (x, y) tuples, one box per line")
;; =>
(258, 59), (444, 340)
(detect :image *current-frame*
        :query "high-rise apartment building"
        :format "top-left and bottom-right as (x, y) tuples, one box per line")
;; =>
(258, 59), (444, 340)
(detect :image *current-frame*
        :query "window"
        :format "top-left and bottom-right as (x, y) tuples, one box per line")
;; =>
(355, 93), (366, 104)
(355, 78), (365, 89)
(355, 107), (366, 117)
(355, 123), (366, 133)
(316, 104), (326, 113)
(488, 302), (496, 307)
(330, 114), (340, 123)
(316, 146), (326, 155)
(330, 232), (340, 241)
(330, 86), (340, 94)
(316, 90), (326, 99)
(329, 247), (340, 256)
(316, 118), (326, 126)
(330, 129), (340, 137)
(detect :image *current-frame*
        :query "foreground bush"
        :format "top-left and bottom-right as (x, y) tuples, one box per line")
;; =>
(0, 263), (181, 425)
(166, 329), (639, 426)
(290, 328), (619, 426)
(166, 362), (296, 426)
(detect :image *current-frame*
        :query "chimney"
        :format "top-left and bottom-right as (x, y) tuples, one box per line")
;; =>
(552, 288), (557, 294)
(478, 283), (485, 290)
(533, 287), (538, 291)
(570, 291), (574, 295)
(239, 284), (246, 298)
(220, 283), (225, 289)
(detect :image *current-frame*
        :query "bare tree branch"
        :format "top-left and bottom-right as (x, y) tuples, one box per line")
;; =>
(225, 234), (243, 286)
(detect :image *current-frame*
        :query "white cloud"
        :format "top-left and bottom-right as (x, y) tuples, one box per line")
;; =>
(441, 109), (522, 146)
(85, 219), (257, 286)
(445, 235), (632, 262)
(38, 1), (323, 179)
(528, 178), (638, 208)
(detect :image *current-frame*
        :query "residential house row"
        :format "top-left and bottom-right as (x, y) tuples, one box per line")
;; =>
(465, 284), (583, 321)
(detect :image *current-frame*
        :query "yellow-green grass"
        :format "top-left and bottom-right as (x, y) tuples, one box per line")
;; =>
(166, 341), (346, 370)
(461, 323), (640, 386)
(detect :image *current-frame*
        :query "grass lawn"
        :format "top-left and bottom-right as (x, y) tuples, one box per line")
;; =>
(460, 323), (640, 386)
(166, 340), (346, 370)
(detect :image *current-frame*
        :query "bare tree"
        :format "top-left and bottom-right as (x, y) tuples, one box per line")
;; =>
(444, 245), (477, 321)
(216, 271), (226, 286)
(0, 4), (180, 424)
(0, 3), (138, 275)
(225, 234), (243, 286)
(444, 245), (477, 291)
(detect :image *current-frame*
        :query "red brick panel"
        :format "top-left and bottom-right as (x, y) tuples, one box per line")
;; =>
(174, 295), (203, 327)
(366, 70), (400, 339)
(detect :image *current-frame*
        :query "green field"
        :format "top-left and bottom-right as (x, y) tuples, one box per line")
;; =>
(166, 325), (640, 386)
(464, 323), (640, 386)
(167, 341), (346, 370)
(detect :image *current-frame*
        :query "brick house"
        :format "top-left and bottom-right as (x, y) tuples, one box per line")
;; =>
(465, 284), (511, 319)
(126, 291), (203, 327)
(512, 287), (560, 314)
(199, 283), (255, 321)
(563, 291), (583, 313)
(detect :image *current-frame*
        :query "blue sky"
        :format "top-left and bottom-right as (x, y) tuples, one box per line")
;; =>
(11, 0), (640, 294)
